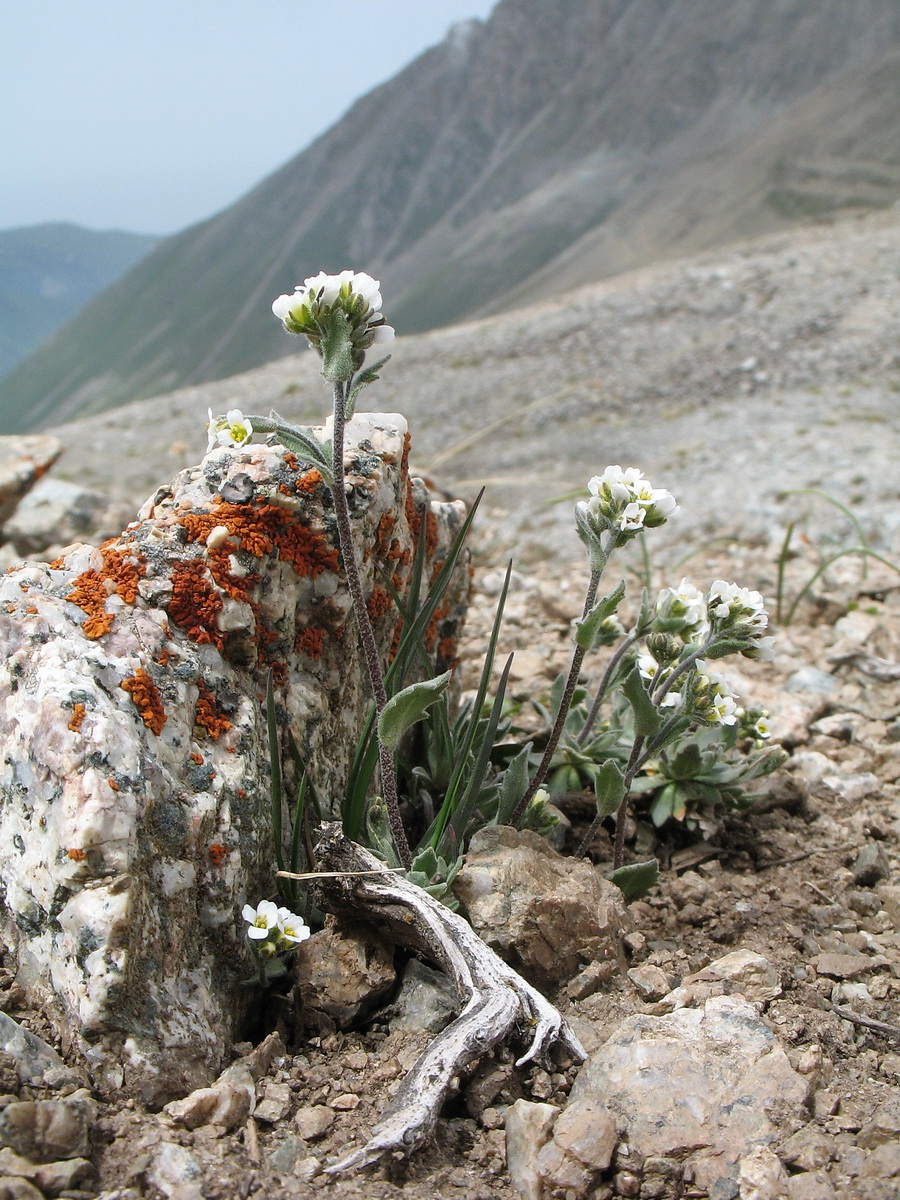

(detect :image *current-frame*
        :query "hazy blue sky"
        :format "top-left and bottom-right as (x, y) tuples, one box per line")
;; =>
(1, 1), (497, 236)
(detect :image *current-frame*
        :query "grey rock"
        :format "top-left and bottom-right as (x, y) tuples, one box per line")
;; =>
(454, 825), (629, 987)
(3, 477), (122, 557)
(505, 1099), (558, 1200)
(268, 1133), (310, 1174)
(862, 1141), (900, 1178)
(253, 1081), (292, 1123)
(296, 918), (396, 1029)
(814, 772), (881, 804)
(571, 996), (809, 1198)
(164, 1031), (283, 1131)
(0, 436), (62, 528)
(786, 667), (838, 695)
(31, 1156), (94, 1197)
(0, 417), (465, 1102)
(145, 1142), (205, 1200)
(0, 1092), (94, 1162)
(386, 957), (457, 1035)
(0, 1012), (64, 1085)
(853, 843), (891, 886)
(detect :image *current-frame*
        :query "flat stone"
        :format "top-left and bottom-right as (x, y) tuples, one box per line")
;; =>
(814, 952), (871, 979)
(786, 667), (839, 695)
(0, 1178), (44, 1200)
(454, 825), (629, 987)
(146, 1142), (205, 1200)
(814, 773), (881, 804)
(268, 1134), (309, 1175)
(0, 1013), (63, 1086)
(859, 1096), (900, 1148)
(386, 958), (457, 1035)
(787, 1171), (835, 1199)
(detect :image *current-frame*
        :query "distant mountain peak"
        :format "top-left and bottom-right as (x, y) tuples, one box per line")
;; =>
(3, 0), (900, 432)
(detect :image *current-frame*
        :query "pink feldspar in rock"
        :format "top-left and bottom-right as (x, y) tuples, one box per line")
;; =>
(0, 414), (466, 1102)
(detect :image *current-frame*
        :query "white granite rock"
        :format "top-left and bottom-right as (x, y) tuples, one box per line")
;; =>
(570, 995), (810, 1198)
(0, 415), (466, 1103)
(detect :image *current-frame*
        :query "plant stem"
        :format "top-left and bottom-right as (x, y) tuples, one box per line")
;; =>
(610, 734), (645, 869)
(329, 382), (412, 867)
(510, 567), (603, 826)
(576, 628), (638, 746)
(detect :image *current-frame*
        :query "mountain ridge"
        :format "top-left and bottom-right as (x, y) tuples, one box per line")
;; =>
(3, 0), (900, 431)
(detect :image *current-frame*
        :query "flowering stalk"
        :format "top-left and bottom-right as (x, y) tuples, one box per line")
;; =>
(509, 567), (603, 826)
(329, 378), (411, 867)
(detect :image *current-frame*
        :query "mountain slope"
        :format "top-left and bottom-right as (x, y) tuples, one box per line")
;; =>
(0, 223), (159, 377)
(3, 0), (900, 431)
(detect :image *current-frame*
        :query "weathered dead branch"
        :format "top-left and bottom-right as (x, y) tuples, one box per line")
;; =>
(313, 823), (586, 1174)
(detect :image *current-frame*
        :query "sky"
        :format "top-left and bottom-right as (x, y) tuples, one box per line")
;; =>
(1, 1), (498, 237)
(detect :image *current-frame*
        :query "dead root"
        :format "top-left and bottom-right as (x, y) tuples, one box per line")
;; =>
(312, 823), (585, 1174)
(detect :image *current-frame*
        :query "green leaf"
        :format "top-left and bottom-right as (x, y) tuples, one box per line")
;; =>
(496, 741), (533, 826)
(574, 580), (626, 649)
(594, 758), (626, 817)
(378, 671), (452, 752)
(321, 308), (355, 384)
(607, 858), (660, 901)
(668, 742), (703, 781)
(621, 666), (662, 737)
(347, 355), (391, 418)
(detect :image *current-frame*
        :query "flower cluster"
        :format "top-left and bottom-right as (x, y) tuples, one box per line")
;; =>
(706, 580), (775, 660)
(588, 466), (677, 533)
(655, 579), (708, 639)
(207, 407), (253, 453)
(242, 900), (310, 958)
(272, 270), (394, 368)
(642, 653), (738, 726)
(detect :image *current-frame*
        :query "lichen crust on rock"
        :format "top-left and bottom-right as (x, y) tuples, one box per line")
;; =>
(0, 413), (467, 1103)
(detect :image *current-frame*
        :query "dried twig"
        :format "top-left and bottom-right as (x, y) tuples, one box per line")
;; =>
(313, 824), (585, 1174)
(831, 1004), (900, 1041)
(756, 846), (849, 871)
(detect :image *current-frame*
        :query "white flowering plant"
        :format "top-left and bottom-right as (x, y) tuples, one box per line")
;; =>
(241, 898), (311, 985)
(207, 272), (785, 911)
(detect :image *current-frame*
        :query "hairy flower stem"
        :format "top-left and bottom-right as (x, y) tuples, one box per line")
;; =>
(576, 628), (639, 747)
(610, 734), (646, 870)
(330, 382), (411, 867)
(510, 568), (602, 826)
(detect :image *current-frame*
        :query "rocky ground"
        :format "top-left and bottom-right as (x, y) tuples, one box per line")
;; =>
(1, 210), (899, 1198)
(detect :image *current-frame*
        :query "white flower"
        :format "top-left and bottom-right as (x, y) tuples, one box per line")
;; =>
(370, 323), (395, 345)
(709, 692), (738, 725)
(242, 900), (279, 940)
(637, 652), (659, 682)
(616, 502), (646, 533)
(208, 408), (253, 452)
(276, 907), (311, 946)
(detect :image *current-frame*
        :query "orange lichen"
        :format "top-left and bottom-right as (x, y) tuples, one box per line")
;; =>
(208, 843), (228, 867)
(67, 848), (87, 862)
(168, 559), (223, 647)
(68, 703), (85, 732)
(190, 752), (204, 765)
(25, 605), (37, 614)
(121, 668), (167, 735)
(366, 588), (393, 623)
(195, 681), (233, 741)
(67, 543), (144, 640)
(107, 778), (120, 792)
(271, 661), (287, 686)
(401, 431), (411, 477)
(297, 626), (325, 661)
(283, 452), (299, 471)
(296, 469), (323, 495)
(177, 502), (339, 579)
